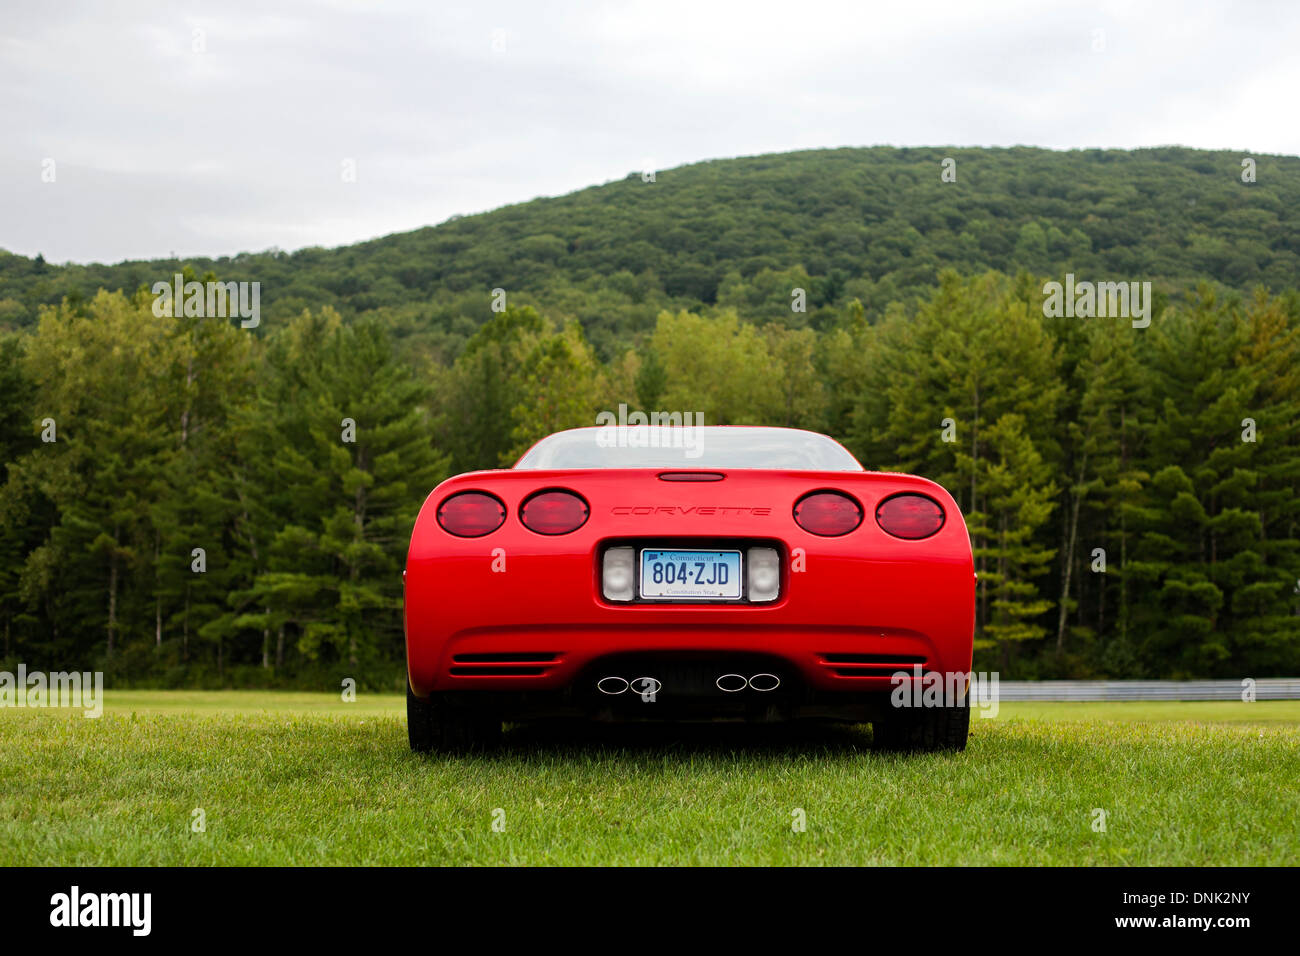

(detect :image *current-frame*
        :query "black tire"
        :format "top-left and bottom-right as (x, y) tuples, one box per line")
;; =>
(407, 682), (436, 752)
(873, 700), (970, 752)
(407, 683), (502, 753)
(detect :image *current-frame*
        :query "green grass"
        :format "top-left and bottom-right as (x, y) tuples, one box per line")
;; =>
(2, 692), (1297, 866)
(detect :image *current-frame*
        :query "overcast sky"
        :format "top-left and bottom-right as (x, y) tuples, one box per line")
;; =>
(2, 0), (1297, 264)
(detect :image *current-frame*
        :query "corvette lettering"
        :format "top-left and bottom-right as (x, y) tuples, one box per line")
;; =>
(610, 506), (771, 516)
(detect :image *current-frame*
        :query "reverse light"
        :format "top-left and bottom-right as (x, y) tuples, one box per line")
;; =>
(875, 493), (945, 539)
(602, 546), (635, 601)
(437, 492), (506, 537)
(520, 490), (590, 535)
(746, 547), (780, 602)
(793, 491), (863, 536)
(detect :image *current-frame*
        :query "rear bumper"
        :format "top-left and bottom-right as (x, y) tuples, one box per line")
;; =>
(405, 467), (976, 705)
(417, 622), (960, 693)
(405, 552), (975, 699)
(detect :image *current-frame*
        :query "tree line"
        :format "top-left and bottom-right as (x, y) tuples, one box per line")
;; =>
(1, 267), (1297, 686)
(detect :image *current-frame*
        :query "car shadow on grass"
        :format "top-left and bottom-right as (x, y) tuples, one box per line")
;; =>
(488, 718), (879, 758)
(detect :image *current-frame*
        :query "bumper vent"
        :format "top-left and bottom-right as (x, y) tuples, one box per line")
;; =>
(820, 653), (927, 677)
(449, 652), (562, 677)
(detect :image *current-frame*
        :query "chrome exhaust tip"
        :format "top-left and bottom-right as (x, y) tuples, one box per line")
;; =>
(748, 673), (781, 692)
(716, 673), (748, 693)
(597, 676), (629, 695)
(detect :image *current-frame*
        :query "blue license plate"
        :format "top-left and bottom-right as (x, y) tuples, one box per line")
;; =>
(640, 549), (742, 599)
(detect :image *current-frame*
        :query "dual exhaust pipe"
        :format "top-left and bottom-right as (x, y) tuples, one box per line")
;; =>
(715, 673), (781, 693)
(597, 676), (662, 696)
(594, 673), (782, 694)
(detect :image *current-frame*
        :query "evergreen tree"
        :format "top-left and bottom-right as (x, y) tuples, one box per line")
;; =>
(239, 314), (448, 678)
(848, 271), (1062, 653)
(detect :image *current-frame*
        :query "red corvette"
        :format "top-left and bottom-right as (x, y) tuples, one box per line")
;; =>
(404, 426), (974, 752)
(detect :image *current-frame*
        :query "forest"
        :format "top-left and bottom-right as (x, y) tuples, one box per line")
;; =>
(1, 145), (1298, 686)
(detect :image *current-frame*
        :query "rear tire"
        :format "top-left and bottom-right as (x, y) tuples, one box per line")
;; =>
(407, 682), (435, 752)
(407, 683), (502, 753)
(873, 700), (970, 752)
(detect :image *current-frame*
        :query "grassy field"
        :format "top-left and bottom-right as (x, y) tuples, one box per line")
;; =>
(2, 691), (1297, 866)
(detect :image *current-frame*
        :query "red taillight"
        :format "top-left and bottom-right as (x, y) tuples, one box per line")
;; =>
(793, 491), (863, 536)
(437, 492), (506, 537)
(520, 490), (589, 535)
(875, 493), (945, 539)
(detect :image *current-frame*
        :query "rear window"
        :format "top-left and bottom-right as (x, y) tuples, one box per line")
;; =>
(514, 426), (864, 471)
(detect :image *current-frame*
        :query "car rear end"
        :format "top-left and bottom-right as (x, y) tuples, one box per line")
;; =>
(404, 462), (975, 748)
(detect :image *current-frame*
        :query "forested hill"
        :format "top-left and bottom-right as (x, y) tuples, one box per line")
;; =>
(2, 146), (1299, 356)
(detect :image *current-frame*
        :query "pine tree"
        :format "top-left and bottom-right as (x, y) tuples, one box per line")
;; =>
(1230, 290), (1300, 671)
(437, 306), (546, 472)
(848, 271), (1062, 652)
(17, 292), (176, 666)
(1067, 312), (1151, 673)
(0, 335), (41, 662)
(506, 320), (606, 463)
(968, 413), (1058, 665)
(231, 314), (448, 680)
(1129, 287), (1271, 675)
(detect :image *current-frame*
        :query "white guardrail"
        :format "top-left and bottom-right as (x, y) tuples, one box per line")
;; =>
(995, 679), (1300, 701)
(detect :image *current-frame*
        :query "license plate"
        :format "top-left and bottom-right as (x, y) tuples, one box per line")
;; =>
(640, 549), (742, 599)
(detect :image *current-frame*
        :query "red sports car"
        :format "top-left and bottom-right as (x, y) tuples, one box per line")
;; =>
(404, 425), (975, 751)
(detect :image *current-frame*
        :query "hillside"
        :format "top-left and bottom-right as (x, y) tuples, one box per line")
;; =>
(2, 146), (1299, 357)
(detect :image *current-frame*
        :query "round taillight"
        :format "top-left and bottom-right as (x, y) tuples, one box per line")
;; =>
(793, 491), (863, 536)
(875, 493), (945, 539)
(520, 490), (589, 535)
(437, 492), (506, 537)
